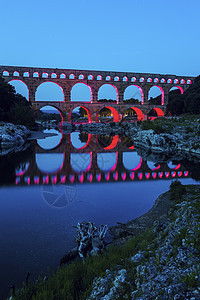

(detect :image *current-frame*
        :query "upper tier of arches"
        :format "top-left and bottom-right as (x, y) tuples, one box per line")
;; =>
(1, 68), (193, 85)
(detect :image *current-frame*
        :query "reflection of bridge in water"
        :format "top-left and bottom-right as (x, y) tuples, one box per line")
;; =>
(15, 134), (190, 186)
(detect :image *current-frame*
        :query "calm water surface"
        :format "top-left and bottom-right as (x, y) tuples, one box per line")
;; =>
(0, 129), (199, 299)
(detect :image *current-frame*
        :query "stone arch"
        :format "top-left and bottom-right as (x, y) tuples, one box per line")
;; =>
(88, 75), (93, 80)
(131, 77), (136, 82)
(69, 74), (75, 79)
(13, 71), (20, 77)
(36, 81), (64, 102)
(8, 79), (29, 100)
(148, 85), (164, 105)
(187, 79), (192, 84)
(3, 70), (9, 76)
(69, 105), (92, 123)
(42, 72), (48, 78)
(125, 107), (144, 121)
(33, 72), (39, 78)
(60, 73), (66, 79)
(180, 79), (185, 84)
(154, 78), (159, 83)
(23, 72), (29, 77)
(97, 75), (102, 80)
(106, 76), (111, 81)
(51, 73), (57, 78)
(167, 79), (172, 83)
(123, 76), (128, 82)
(174, 79), (179, 84)
(71, 83), (92, 102)
(169, 86), (184, 94)
(140, 77), (145, 82)
(98, 106), (120, 122)
(98, 84), (118, 103)
(147, 77), (152, 82)
(34, 104), (64, 123)
(114, 76), (119, 81)
(148, 107), (164, 118)
(79, 74), (84, 80)
(124, 85), (144, 104)
(160, 78), (166, 83)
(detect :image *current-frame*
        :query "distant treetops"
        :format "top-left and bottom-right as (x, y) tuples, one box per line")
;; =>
(0, 76), (34, 128)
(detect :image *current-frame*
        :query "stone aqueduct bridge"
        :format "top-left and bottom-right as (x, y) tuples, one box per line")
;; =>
(0, 65), (195, 121)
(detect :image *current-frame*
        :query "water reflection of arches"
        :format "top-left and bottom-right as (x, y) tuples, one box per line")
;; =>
(97, 152), (117, 172)
(71, 132), (92, 150)
(36, 153), (64, 173)
(123, 153), (142, 170)
(70, 153), (92, 172)
(15, 162), (30, 176)
(97, 135), (119, 150)
(37, 129), (63, 150)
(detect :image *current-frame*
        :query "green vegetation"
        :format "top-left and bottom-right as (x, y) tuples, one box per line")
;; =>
(167, 75), (200, 115)
(169, 180), (185, 200)
(98, 99), (117, 103)
(0, 76), (34, 128)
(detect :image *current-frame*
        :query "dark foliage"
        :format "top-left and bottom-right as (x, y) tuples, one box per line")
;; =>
(0, 76), (34, 128)
(167, 75), (200, 115)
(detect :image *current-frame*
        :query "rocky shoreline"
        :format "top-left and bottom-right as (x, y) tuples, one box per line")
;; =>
(87, 184), (200, 299)
(0, 122), (58, 155)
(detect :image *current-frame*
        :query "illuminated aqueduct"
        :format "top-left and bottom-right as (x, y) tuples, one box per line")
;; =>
(0, 65), (195, 121)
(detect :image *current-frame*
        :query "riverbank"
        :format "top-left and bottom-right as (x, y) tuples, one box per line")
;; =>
(0, 122), (58, 155)
(10, 183), (200, 299)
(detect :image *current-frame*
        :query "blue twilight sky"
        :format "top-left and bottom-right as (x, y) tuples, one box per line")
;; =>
(0, 0), (200, 104)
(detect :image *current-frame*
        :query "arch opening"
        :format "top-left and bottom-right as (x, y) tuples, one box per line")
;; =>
(71, 83), (92, 102)
(148, 85), (164, 105)
(169, 86), (184, 95)
(128, 107), (144, 121)
(33, 72), (39, 78)
(70, 106), (91, 123)
(23, 72), (29, 77)
(70, 132), (91, 149)
(71, 153), (92, 173)
(124, 85), (144, 104)
(51, 73), (57, 79)
(148, 107), (164, 119)
(8, 79), (29, 100)
(36, 82), (64, 102)
(36, 153), (64, 174)
(3, 70), (9, 76)
(35, 105), (62, 127)
(98, 84), (118, 103)
(60, 73), (66, 79)
(13, 71), (19, 77)
(98, 106), (119, 122)
(42, 72), (48, 78)
(123, 152), (142, 170)
(97, 152), (117, 172)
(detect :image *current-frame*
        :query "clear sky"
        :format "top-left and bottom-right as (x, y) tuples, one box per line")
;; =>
(1, 0), (200, 105)
(1, 0), (200, 76)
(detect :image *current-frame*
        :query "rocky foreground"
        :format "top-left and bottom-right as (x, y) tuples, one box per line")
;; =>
(87, 184), (200, 299)
(0, 122), (30, 155)
(79, 117), (200, 158)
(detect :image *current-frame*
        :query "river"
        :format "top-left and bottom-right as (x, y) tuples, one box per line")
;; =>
(0, 129), (199, 299)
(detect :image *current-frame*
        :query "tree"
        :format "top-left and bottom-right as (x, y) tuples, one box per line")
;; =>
(0, 76), (34, 127)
